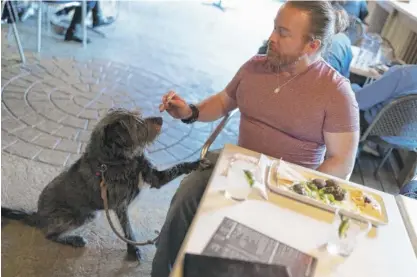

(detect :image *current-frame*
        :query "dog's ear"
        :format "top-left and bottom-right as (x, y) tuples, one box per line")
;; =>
(103, 121), (134, 149)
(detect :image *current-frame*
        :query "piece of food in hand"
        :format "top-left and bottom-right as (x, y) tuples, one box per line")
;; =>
(312, 178), (326, 189)
(292, 183), (308, 195)
(243, 170), (254, 187)
(338, 216), (350, 238)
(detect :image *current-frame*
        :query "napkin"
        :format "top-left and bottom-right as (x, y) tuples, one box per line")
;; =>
(252, 154), (271, 200)
(275, 159), (308, 183)
(223, 153), (270, 201)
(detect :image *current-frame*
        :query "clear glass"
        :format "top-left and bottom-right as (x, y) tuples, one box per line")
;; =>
(326, 208), (372, 257)
(224, 159), (255, 201)
(356, 33), (382, 68)
(379, 44), (394, 66)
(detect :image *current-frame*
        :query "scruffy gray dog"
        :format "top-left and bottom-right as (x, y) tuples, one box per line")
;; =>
(2, 108), (207, 260)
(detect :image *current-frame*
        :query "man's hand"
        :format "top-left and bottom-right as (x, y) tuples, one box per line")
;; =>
(159, 90), (237, 123)
(159, 91), (193, 119)
(317, 131), (359, 180)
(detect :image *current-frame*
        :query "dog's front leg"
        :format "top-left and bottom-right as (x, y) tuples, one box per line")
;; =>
(142, 159), (210, 189)
(115, 205), (141, 261)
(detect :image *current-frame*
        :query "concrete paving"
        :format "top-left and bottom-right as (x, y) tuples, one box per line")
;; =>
(1, 1), (281, 276)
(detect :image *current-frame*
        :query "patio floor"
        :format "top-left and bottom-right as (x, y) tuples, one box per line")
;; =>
(1, 1), (399, 276)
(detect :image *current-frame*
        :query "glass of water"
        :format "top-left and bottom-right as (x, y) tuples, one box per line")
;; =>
(224, 158), (256, 201)
(326, 208), (372, 257)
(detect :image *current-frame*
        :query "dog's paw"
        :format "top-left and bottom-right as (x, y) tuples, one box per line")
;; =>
(198, 158), (213, 170)
(127, 244), (142, 261)
(66, 236), (87, 248)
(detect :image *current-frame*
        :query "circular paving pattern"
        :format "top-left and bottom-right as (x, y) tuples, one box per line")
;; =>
(1, 57), (239, 167)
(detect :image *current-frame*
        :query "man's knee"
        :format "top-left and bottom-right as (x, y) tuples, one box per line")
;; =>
(169, 150), (220, 214)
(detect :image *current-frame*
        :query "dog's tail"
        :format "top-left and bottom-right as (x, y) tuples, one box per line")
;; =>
(1, 207), (40, 227)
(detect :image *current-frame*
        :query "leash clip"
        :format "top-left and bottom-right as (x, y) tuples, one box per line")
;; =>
(100, 164), (108, 174)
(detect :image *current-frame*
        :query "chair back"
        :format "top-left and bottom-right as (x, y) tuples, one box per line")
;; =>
(346, 15), (365, 45)
(361, 93), (417, 142)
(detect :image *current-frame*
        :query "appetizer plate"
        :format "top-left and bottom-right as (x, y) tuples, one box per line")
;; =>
(267, 159), (389, 226)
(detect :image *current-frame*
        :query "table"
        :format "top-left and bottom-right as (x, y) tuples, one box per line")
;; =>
(170, 144), (417, 277)
(396, 195), (417, 257)
(350, 45), (382, 83)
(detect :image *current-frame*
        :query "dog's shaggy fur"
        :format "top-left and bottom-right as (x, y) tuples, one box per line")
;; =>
(2, 108), (206, 260)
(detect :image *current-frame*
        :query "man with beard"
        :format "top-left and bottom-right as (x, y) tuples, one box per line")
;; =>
(152, 1), (359, 276)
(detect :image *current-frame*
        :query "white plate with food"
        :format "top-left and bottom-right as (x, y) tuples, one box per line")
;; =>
(266, 159), (389, 226)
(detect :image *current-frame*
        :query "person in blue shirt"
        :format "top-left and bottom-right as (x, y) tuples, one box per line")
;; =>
(354, 65), (417, 148)
(333, 0), (368, 21)
(325, 4), (353, 78)
(400, 179), (417, 200)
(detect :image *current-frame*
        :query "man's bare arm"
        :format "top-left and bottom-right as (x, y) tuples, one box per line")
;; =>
(195, 90), (238, 122)
(317, 131), (359, 180)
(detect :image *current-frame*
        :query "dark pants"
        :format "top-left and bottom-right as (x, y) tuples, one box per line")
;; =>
(151, 151), (220, 277)
(68, 1), (98, 30)
(360, 110), (369, 136)
(1, 1), (18, 23)
(400, 180), (417, 199)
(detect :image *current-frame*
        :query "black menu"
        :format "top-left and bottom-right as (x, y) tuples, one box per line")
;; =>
(200, 217), (317, 277)
(183, 252), (292, 277)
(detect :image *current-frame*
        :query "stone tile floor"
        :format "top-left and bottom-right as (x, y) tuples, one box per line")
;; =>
(1, 1), (280, 276)
(1, 1), (399, 276)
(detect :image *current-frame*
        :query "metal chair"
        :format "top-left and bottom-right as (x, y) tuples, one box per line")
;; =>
(346, 15), (365, 46)
(200, 109), (238, 159)
(358, 94), (417, 187)
(1, 0), (26, 63)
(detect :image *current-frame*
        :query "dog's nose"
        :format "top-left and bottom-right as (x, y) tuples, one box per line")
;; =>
(149, 117), (163, 126)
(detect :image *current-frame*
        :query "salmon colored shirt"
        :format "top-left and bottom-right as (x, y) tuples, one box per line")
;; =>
(226, 55), (359, 169)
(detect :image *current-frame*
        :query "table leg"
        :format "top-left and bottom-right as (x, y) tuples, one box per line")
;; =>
(82, 0), (87, 48)
(6, 1), (26, 63)
(1, 0), (7, 15)
(37, 1), (42, 53)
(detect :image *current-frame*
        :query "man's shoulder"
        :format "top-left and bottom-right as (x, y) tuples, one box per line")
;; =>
(312, 59), (351, 88)
(236, 55), (268, 75)
(240, 55), (267, 67)
(249, 54), (268, 62)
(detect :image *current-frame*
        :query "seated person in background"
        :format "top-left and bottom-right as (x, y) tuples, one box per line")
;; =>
(332, 0), (368, 22)
(59, 1), (114, 43)
(324, 4), (353, 78)
(400, 179), (417, 200)
(152, 1), (359, 276)
(354, 65), (417, 147)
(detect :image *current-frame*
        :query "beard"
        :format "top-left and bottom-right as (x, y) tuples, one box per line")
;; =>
(266, 45), (304, 71)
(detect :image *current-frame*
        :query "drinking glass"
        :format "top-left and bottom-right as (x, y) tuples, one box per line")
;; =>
(356, 33), (382, 68)
(224, 159), (255, 201)
(326, 208), (372, 257)
(379, 45), (394, 66)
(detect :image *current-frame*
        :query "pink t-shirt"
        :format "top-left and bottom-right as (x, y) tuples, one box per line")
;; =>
(226, 55), (359, 169)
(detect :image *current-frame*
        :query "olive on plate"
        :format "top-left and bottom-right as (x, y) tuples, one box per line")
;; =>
(292, 183), (307, 195)
(312, 178), (326, 189)
(333, 187), (346, 201)
(325, 179), (338, 188)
